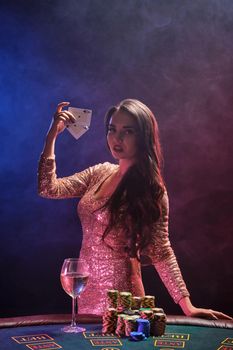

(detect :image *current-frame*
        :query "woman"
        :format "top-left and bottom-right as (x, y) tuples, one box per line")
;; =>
(38, 99), (231, 320)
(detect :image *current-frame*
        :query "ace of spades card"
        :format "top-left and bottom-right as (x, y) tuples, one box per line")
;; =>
(66, 107), (92, 139)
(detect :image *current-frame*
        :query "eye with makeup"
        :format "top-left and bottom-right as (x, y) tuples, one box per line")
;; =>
(123, 128), (135, 135)
(107, 126), (137, 137)
(107, 126), (115, 134)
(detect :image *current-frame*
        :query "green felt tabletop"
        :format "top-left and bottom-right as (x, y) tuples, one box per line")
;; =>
(0, 323), (233, 350)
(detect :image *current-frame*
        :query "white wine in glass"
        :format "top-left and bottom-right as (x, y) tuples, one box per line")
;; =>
(60, 258), (89, 333)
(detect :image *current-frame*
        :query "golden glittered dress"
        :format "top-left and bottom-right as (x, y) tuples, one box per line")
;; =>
(38, 156), (190, 315)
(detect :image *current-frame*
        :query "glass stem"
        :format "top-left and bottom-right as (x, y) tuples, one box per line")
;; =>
(71, 297), (77, 327)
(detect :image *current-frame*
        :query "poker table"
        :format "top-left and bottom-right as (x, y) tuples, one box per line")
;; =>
(0, 314), (232, 350)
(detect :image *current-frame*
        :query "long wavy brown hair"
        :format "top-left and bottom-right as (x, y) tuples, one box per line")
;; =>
(102, 99), (165, 258)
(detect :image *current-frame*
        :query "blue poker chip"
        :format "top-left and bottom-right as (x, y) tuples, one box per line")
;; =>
(136, 318), (150, 338)
(129, 331), (146, 341)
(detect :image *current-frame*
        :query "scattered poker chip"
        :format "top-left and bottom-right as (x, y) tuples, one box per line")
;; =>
(129, 331), (146, 341)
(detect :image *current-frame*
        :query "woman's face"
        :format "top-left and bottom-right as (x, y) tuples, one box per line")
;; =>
(107, 110), (139, 162)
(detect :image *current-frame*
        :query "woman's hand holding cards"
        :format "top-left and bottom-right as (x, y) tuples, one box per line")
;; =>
(42, 102), (75, 159)
(49, 102), (75, 137)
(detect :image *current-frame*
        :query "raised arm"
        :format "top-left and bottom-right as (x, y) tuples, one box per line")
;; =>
(42, 101), (74, 159)
(38, 102), (91, 199)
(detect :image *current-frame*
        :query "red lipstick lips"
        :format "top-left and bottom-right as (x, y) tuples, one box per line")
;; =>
(113, 145), (123, 152)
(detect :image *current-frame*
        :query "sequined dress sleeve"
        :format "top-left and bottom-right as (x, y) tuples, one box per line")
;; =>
(141, 190), (190, 304)
(38, 155), (105, 199)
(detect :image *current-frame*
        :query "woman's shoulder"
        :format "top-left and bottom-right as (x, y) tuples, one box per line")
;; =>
(160, 187), (169, 214)
(91, 161), (118, 173)
(86, 162), (118, 181)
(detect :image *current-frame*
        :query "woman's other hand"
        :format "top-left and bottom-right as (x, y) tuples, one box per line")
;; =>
(179, 296), (233, 320)
(187, 306), (233, 320)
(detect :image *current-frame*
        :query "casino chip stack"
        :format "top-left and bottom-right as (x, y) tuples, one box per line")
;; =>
(117, 292), (132, 312)
(131, 296), (142, 310)
(102, 290), (166, 339)
(124, 316), (139, 336)
(141, 295), (155, 308)
(151, 312), (167, 336)
(139, 309), (154, 319)
(139, 309), (154, 335)
(102, 308), (118, 334)
(107, 290), (119, 308)
(139, 309), (154, 322)
(115, 314), (127, 337)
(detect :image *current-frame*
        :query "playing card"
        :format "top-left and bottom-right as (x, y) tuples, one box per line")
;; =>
(66, 107), (92, 139)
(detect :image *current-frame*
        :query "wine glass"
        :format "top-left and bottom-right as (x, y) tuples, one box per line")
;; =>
(60, 258), (89, 333)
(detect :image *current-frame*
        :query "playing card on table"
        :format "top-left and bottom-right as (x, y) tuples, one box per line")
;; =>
(66, 107), (92, 139)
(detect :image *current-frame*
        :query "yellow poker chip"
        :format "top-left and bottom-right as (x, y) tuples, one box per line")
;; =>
(141, 295), (155, 308)
(107, 290), (119, 308)
(132, 296), (142, 309)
